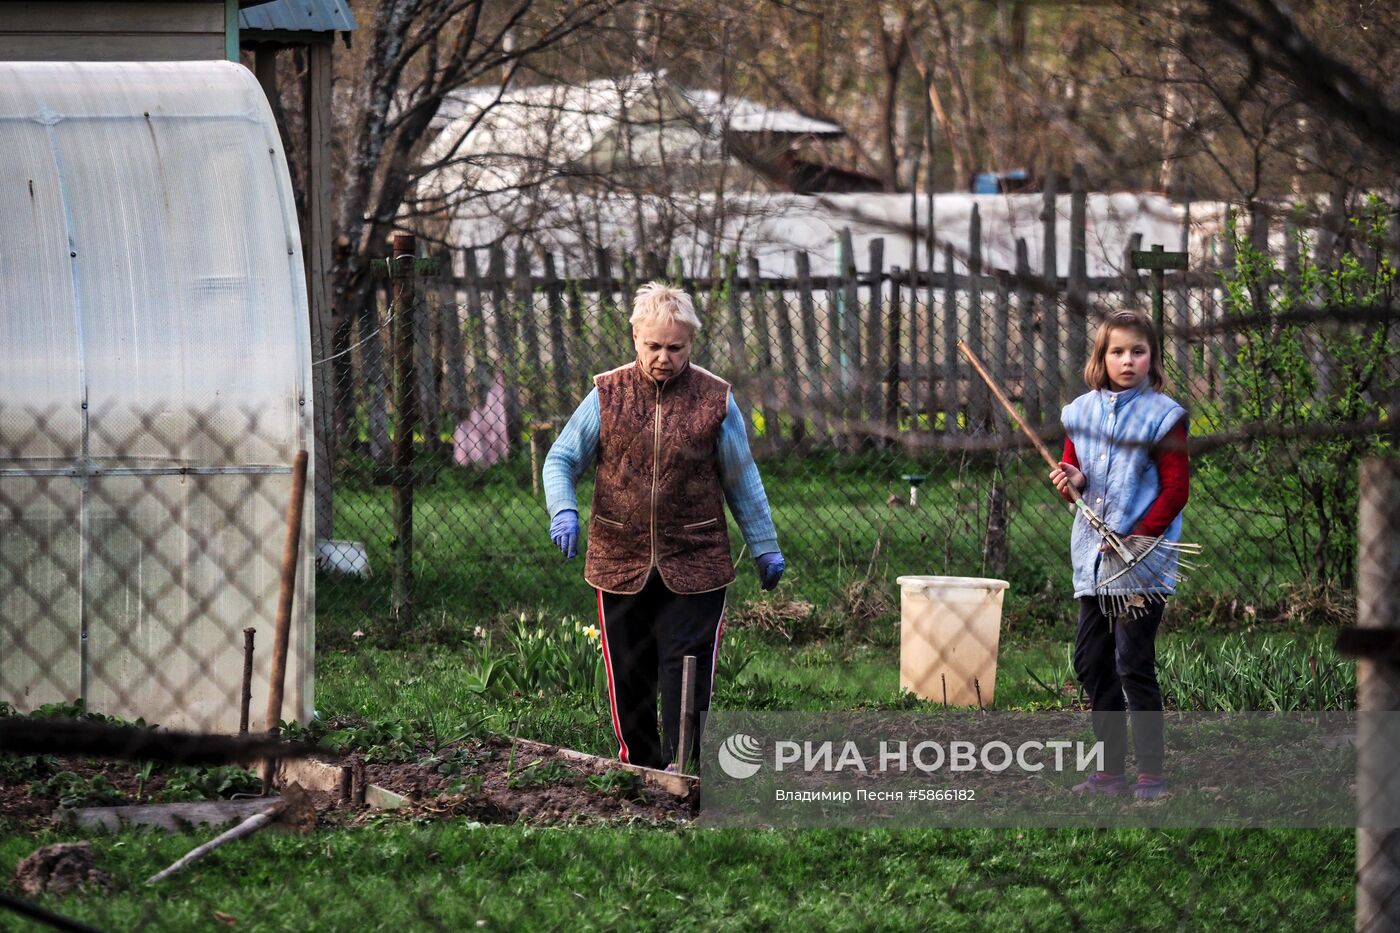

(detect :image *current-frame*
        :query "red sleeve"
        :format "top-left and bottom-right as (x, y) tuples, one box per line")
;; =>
(1130, 420), (1190, 537)
(1057, 438), (1080, 503)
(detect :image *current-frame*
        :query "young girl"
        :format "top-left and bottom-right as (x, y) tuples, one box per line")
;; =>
(1049, 308), (1189, 800)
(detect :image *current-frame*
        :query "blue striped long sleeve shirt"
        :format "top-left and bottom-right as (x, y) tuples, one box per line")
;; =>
(543, 387), (780, 557)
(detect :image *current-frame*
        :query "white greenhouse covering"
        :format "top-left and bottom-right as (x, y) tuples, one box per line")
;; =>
(0, 62), (315, 731)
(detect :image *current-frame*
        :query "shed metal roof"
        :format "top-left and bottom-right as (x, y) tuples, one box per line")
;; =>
(240, 0), (356, 34)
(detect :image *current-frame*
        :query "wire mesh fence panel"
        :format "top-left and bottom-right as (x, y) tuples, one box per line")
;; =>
(312, 219), (1396, 645)
(1, 214), (1396, 930)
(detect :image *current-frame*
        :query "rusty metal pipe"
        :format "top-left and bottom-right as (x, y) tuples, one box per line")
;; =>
(239, 627), (256, 736)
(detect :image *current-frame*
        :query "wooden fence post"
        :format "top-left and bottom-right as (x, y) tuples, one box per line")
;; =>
(462, 248), (491, 410)
(515, 247), (543, 432)
(1041, 169), (1062, 418)
(865, 238), (886, 425)
(593, 246), (619, 351)
(885, 266), (902, 433)
(620, 252), (637, 334)
(724, 255), (754, 440)
(489, 244), (521, 453)
(361, 285), (390, 464)
(836, 228), (862, 435)
(992, 268), (1011, 435)
(414, 257), (441, 454)
(544, 252), (571, 419)
(1219, 226), (1237, 418)
(1202, 236), (1218, 401)
(1354, 458), (1400, 930)
(566, 277), (588, 405)
(795, 250), (829, 442)
(747, 255), (779, 453)
(775, 290), (805, 449)
(389, 234), (418, 628)
(1068, 163), (1089, 384)
(1173, 201), (1192, 393)
(967, 206), (988, 432)
(1123, 231), (1145, 310)
(942, 244), (959, 435)
(912, 257), (924, 420)
(1016, 239), (1040, 427)
(439, 253), (469, 426)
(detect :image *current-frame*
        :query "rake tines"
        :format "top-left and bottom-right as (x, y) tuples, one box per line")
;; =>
(1095, 533), (1204, 620)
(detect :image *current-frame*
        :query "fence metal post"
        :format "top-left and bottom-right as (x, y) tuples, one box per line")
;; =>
(1356, 458), (1400, 932)
(390, 233), (418, 630)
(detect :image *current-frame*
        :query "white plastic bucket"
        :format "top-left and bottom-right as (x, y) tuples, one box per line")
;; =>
(896, 575), (1010, 707)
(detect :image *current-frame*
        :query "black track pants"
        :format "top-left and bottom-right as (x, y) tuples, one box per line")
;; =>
(597, 569), (727, 770)
(1072, 595), (1166, 775)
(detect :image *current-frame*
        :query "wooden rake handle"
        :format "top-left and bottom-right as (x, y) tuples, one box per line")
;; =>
(958, 342), (1138, 561)
(957, 340), (1066, 477)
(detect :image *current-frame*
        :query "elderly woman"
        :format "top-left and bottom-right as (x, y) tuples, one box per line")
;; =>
(543, 282), (784, 772)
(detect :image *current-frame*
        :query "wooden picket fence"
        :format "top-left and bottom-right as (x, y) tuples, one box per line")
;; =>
(343, 186), (1301, 461)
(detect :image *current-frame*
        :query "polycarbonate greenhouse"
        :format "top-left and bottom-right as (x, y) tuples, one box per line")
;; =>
(0, 61), (315, 731)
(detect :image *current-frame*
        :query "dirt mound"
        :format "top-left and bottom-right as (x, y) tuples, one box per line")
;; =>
(13, 841), (111, 896)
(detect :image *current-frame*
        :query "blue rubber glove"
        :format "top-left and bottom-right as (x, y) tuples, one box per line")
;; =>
(550, 509), (579, 559)
(755, 551), (785, 590)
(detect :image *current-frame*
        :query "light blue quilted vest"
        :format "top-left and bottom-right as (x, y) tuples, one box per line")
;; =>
(1060, 386), (1187, 599)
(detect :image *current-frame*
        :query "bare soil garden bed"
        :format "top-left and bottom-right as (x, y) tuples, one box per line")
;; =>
(354, 735), (696, 825)
(2, 735), (695, 834)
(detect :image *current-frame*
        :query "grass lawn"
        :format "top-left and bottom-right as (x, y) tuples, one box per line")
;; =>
(3, 620), (1358, 930)
(318, 447), (1316, 649)
(2, 445), (1361, 929)
(2, 823), (1352, 931)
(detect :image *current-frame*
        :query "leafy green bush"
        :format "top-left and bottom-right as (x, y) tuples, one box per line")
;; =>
(1214, 204), (1396, 587)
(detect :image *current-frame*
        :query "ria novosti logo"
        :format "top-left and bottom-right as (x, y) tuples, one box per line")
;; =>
(714, 735), (1106, 778)
(717, 733), (764, 779)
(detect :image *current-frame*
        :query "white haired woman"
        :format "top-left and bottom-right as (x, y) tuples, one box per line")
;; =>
(543, 282), (784, 772)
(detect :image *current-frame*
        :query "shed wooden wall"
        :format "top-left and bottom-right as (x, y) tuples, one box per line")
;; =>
(0, 2), (227, 61)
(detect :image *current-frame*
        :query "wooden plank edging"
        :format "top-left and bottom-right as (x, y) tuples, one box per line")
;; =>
(507, 736), (699, 798)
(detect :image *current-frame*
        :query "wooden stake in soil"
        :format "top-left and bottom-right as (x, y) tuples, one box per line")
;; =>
(677, 655), (698, 774)
(239, 627), (255, 736)
(261, 449), (309, 794)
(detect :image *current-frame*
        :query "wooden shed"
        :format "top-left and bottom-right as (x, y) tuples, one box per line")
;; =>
(0, 1), (246, 62)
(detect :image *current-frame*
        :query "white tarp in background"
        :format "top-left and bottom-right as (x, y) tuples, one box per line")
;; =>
(0, 61), (315, 731)
(440, 188), (1231, 280)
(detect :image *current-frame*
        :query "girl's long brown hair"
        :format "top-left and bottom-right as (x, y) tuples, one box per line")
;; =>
(1083, 309), (1164, 390)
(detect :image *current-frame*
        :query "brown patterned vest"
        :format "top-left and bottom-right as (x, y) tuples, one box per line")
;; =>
(585, 361), (735, 595)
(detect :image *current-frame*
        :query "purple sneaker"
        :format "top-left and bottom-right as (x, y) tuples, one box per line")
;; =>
(1134, 773), (1169, 800)
(1072, 772), (1126, 796)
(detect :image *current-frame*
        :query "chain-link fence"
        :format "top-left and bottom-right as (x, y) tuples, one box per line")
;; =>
(315, 205), (1396, 647)
(2, 207), (1396, 929)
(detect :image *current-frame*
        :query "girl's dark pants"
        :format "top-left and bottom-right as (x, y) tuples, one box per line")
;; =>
(598, 569), (726, 771)
(1072, 596), (1165, 775)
